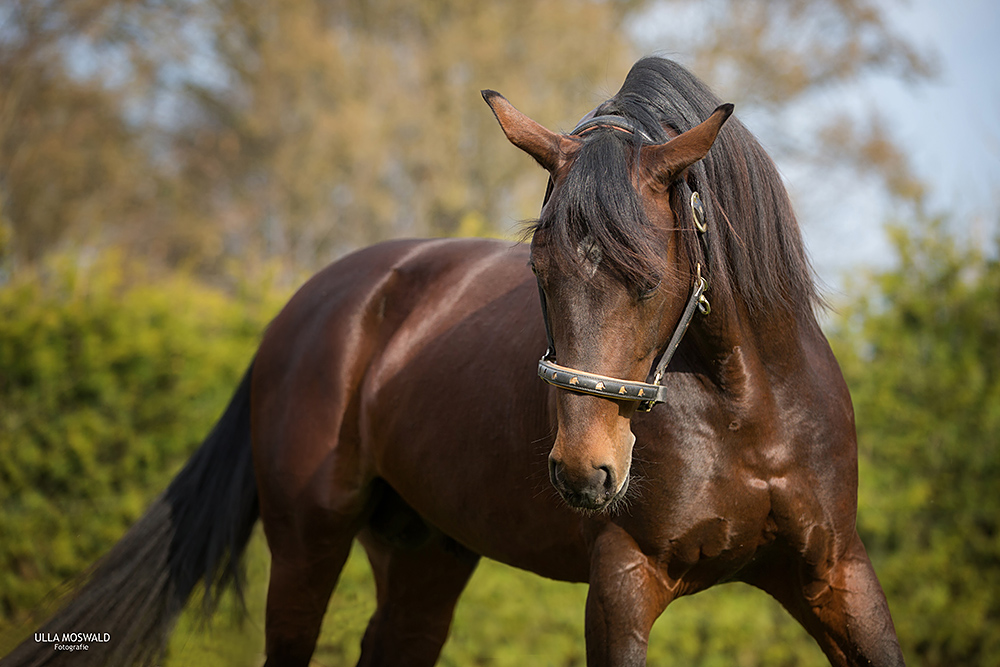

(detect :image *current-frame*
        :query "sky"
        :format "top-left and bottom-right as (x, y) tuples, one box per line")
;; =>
(800, 0), (1000, 291)
(884, 0), (999, 217)
(631, 0), (1000, 296)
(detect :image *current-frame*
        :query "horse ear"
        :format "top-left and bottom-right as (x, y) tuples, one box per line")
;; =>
(482, 90), (575, 173)
(641, 103), (734, 188)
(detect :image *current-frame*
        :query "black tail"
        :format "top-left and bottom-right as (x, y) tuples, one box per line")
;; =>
(1, 363), (260, 666)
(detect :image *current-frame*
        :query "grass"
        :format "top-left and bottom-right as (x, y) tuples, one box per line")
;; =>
(164, 529), (826, 666)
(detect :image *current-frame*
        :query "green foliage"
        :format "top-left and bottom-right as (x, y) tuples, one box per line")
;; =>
(830, 218), (1000, 666)
(0, 251), (286, 633)
(4, 217), (998, 665)
(313, 551), (827, 667)
(243, 547), (823, 667)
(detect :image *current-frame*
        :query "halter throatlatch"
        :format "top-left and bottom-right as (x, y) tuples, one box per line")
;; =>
(536, 119), (712, 411)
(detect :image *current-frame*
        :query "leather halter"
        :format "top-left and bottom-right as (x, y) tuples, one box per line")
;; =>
(535, 117), (711, 411)
(571, 115), (656, 143)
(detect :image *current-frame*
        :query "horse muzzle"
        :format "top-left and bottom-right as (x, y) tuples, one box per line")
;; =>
(547, 431), (635, 512)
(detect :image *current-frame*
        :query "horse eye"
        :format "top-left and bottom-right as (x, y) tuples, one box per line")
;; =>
(638, 281), (660, 301)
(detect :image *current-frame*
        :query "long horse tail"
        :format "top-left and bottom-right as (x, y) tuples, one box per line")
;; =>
(1, 362), (260, 667)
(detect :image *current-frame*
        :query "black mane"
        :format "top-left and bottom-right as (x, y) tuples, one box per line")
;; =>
(534, 57), (819, 321)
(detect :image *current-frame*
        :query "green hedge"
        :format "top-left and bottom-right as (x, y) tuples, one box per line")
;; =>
(0, 252), (286, 633)
(2, 221), (997, 665)
(831, 221), (1000, 667)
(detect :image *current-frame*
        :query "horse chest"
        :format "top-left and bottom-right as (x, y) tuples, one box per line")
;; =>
(612, 466), (773, 579)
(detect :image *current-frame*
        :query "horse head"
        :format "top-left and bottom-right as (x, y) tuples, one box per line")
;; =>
(484, 90), (732, 511)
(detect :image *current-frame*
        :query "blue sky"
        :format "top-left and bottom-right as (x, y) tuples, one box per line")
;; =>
(887, 0), (999, 216)
(807, 0), (999, 289)
(632, 0), (999, 292)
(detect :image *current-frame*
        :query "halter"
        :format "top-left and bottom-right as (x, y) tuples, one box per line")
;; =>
(536, 118), (711, 412)
(570, 115), (656, 143)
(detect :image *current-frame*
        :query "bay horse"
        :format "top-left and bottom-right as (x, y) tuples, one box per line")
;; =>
(2, 57), (904, 666)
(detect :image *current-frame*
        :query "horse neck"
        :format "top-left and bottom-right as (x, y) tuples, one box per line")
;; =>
(686, 286), (817, 407)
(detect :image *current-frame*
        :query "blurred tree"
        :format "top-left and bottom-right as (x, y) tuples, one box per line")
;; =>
(641, 0), (931, 107)
(0, 0), (934, 273)
(160, 0), (646, 268)
(636, 0), (934, 206)
(830, 216), (1000, 665)
(0, 1), (152, 265)
(0, 0), (639, 274)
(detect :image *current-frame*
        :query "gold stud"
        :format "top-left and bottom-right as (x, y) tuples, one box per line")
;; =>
(619, 386), (628, 395)
(569, 377), (579, 385)
(595, 381), (605, 391)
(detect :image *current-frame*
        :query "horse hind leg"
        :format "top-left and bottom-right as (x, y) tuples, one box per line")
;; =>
(259, 460), (373, 666)
(262, 532), (355, 666)
(253, 368), (376, 665)
(355, 487), (480, 667)
(745, 529), (905, 666)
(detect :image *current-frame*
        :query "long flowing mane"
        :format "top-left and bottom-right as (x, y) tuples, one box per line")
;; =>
(534, 57), (819, 322)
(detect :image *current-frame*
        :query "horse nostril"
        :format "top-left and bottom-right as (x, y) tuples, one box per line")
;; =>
(548, 456), (620, 508)
(596, 465), (616, 493)
(548, 456), (563, 487)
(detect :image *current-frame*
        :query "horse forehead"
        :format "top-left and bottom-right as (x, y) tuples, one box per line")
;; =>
(575, 234), (603, 278)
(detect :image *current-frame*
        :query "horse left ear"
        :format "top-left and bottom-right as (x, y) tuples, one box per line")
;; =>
(641, 103), (734, 188)
(482, 90), (577, 174)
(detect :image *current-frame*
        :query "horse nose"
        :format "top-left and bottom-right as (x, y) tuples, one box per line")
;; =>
(548, 456), (618, 510)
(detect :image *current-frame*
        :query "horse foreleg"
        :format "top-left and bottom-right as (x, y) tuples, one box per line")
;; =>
(356, 528), (480, 667)
(585, 524), (674, 666)
(749, 530), (905, 666)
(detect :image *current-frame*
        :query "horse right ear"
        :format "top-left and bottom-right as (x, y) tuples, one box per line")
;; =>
(640, 103), (734, 189)
(482, 90), (576, 174)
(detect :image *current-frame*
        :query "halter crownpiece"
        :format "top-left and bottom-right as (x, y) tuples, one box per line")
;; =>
(570, 115), (656, 143)
(537, 190), (711, 411)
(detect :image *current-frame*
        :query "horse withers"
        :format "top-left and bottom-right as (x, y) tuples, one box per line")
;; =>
(2, 57), (904, 667)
